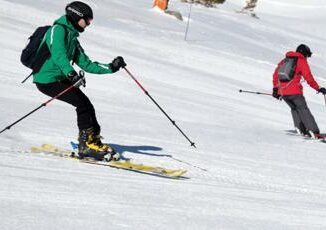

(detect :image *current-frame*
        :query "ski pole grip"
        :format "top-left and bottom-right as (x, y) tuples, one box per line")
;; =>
(72, 71), (86, 88)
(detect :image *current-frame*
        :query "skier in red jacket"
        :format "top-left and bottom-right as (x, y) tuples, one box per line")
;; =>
(272, 44), (326, 138)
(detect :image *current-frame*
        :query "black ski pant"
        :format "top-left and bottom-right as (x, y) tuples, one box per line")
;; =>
(36, 81), (100, 133)
(282, 95), (319, 134)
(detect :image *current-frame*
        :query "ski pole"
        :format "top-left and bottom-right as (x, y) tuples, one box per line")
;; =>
(184, 3), (193, 41)
(123, 67), (196, 148)
(21, 72), (33, 83)
(239, 89), (272, 96)
(0, 72), (85, 134)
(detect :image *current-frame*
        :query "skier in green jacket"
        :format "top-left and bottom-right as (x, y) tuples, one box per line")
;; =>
(34, 1), (126, 160)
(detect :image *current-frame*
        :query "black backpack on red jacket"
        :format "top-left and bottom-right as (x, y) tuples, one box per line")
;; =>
(278, 57), (298, 82)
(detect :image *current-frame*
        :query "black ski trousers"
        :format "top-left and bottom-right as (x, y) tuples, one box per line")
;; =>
(36, 81), (100, 132)
(282, 95), (319, 134)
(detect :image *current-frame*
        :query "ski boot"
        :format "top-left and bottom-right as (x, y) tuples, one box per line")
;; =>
(308, 130), (325, 140)
(93, 131), (120, 161)
(295, 123), (309, 136)
(295, 127), (308, 136)
(78, 128), (120, 161)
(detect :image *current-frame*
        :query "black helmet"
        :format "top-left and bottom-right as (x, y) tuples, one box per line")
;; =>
(66, 1), (93, 31)
(296, 44), (312, 58)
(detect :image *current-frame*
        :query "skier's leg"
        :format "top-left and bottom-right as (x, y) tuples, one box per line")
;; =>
(292, 95), (320, 135)
(283, 95), (307, 134)
(36, 81), (96, 130)
(72, 89), (116, 156)
(36, 82), (117, 159)
(73, 89), (100, 132)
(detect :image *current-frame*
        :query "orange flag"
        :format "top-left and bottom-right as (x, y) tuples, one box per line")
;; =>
(153, 0), (168, 11)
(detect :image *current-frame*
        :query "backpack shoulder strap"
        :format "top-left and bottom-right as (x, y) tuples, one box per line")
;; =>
(35, 25), (51, 53)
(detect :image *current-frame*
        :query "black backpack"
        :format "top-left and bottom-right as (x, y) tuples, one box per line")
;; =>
(21, 25), (51, 74)
(278, 57), (298, 82)
(20, 25), (70, 83)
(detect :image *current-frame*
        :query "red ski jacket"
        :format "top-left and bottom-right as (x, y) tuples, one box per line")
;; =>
(272, 51), (320, 95)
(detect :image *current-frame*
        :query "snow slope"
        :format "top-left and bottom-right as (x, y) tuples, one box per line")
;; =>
(1, 0), (326, 229)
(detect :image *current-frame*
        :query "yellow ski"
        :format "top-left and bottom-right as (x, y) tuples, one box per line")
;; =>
(31, 144), (187, 178)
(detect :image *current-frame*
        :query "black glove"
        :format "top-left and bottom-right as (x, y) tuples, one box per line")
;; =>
(110, 56), (126, 73)
(272, 87), (281, 99)
(67, 70), (86, 87)
(318, 87), (326, 95)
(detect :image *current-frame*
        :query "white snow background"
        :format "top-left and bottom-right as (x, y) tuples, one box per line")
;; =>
(1, 0), (326, 229)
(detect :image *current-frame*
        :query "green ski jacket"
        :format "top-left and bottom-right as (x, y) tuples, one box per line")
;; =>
(33, 16), (113, 84)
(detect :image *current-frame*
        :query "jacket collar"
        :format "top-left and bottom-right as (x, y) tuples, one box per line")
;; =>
(286, 51), (305, 59)
(53, 15), (79, 37)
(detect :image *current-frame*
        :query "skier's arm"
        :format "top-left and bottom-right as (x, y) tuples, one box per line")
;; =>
(301, 59), (320, 91)
(47, 25), (74, 76)
(74, 42), (114, 74)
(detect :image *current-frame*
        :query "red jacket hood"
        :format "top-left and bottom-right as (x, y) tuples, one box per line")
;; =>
(285, 51), (305, 59)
